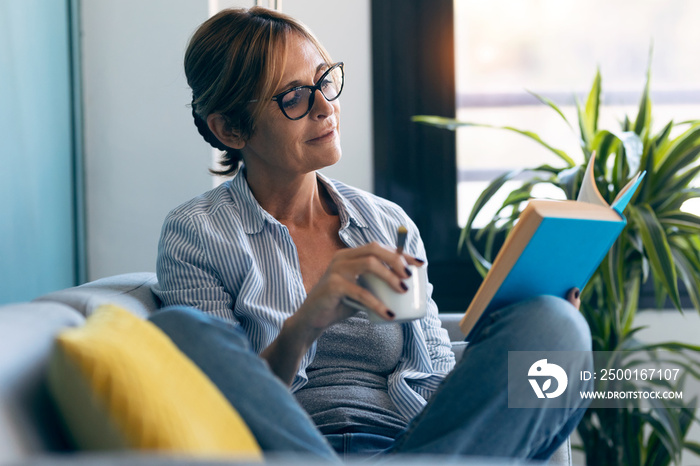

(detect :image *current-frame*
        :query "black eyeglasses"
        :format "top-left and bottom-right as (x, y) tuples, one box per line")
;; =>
(271, 62), (344, 120)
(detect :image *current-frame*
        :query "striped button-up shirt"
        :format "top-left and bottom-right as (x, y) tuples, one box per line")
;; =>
(153, 169), (456, 421)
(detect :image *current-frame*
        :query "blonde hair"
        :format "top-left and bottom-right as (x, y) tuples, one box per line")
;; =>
(185, 7), (333, 176)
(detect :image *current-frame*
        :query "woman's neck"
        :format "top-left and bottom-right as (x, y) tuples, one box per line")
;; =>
(244, 169), (334, 228)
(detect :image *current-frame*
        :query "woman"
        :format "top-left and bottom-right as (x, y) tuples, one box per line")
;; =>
(152, 6), (592, 461)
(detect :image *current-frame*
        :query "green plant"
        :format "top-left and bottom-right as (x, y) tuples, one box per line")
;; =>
(414, 66), (700, 465)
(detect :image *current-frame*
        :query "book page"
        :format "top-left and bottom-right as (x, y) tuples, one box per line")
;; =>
(577, 152), (608, 207)
(612, 172), (642, 206)
(611, 171), (646, 215)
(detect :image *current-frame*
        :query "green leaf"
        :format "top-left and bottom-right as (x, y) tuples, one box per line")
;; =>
(634, 53), (653, 137)
(591, 130), (620, 163)
(459, 170), (523, 275)
(671, 236), (700, 271)
(585, 69), (602, 135)
(411, 116), (576, 166)
(528, 164), (566, 175)
(628, 205), (682, 310)
(576, 94), (593, 152)
(654, 165), (700, 205)
(601, 246), (621, 315)
(526, 89), (575, 132)
(646, 428), (672, 466)
(641, 341), (700, 352)
(659, 210), (700, 234)
(500, 189), (532, 211)
(556, 165), (583, 200)
(653, 120), (674, 150)
(591, 130), (643, 191)
(653, 188), (700, 213)
(411, 115), (469, 130)
(639, 411), (681, 465)
(653, 123), (700, 188)
(685, 441), (700, 456)
(616, 131), (644, 175)
(500, 126), (576, 166)
(621, 276), (641, 335)
(655, 146), (700, 197)
(639, 143), (656, 203)
(486, 225), (502, 264)
(623, 114), (632, 132)
(648, 397), (684, 457)
(671, 247), (700, 312)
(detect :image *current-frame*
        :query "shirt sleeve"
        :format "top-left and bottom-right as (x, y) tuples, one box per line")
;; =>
(408, 220), (456, 395)
(153, 210), (239, 324)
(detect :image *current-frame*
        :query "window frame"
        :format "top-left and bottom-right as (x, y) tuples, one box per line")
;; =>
(372, 0), (482, 311)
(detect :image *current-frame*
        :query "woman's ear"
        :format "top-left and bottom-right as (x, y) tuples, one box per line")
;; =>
(207, 114), (246, 150)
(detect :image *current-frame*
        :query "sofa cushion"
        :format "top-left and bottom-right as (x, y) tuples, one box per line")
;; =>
(47, 304), (261, 459)
(35, 272), (159, 318)
(0, 302), (84, 463)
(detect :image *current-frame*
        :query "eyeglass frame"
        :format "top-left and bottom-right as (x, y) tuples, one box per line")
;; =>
(268, 62), (345, 121)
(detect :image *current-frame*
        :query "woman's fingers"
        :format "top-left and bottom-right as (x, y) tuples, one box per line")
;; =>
(342, 282), (396, 321)
(336, 242), (408, 275)
(299, 241), (425, 329)
(566, 287), (581, 310)
(403, 254), (425, 267)
(334, 242), (420, 279)
(340, 256), (408, 294)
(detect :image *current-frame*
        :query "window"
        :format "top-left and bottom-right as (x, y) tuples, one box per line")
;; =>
(455, 0), (700, 226)
(372, 0), (700, 310)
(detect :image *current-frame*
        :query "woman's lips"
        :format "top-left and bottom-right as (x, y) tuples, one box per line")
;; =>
(307, 128), (337, 143)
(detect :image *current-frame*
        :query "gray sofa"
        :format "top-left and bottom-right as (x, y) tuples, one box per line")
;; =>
(0, 273), (573, 465)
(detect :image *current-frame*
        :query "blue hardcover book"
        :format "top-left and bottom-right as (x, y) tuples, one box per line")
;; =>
(459, 154), (646, 337)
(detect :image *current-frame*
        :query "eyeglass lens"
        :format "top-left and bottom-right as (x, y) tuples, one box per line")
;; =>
(279, 65), (343, 119)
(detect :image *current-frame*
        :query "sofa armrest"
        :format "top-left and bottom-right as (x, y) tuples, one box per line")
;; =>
(438, 313), (467, 342)
(0, 302), (84, 461)
(34, 273), (160, 318)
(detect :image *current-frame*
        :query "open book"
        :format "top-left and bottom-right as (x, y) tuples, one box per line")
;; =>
(459, 153), (646, 337)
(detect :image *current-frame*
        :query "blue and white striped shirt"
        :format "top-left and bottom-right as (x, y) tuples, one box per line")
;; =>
(153, 169), (456, 421)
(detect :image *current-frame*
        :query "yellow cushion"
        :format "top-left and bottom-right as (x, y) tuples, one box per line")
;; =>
(48, 304), (262, 460)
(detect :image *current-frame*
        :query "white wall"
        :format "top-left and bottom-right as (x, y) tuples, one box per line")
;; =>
(81, 0), (212, 279)
(212, 0), (374, 190)
(82, 0), (373, 279)
(280, 0), (374, 191)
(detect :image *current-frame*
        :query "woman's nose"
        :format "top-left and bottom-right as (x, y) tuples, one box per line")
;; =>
(309, 88), (336, 119)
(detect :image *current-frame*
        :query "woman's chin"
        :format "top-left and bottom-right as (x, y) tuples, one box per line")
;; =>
(311, 146), (342, 171)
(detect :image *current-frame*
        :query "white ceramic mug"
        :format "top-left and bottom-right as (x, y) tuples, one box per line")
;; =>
(344, 264), (427, 324)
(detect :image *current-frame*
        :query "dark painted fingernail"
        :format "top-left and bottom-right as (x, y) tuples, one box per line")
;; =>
(387, 310), (396, 319)
(400, 282), (408, 291)
(574, 289), (580, 299)
(415, 258), (425, 264)
(405, 267), (412, 277)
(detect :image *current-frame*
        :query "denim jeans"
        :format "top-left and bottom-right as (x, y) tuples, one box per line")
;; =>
(149, 294), (592, 462)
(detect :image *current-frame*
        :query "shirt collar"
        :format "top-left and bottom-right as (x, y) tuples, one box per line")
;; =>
(228, 168), (368, 234)
(316, 171), (369, 230)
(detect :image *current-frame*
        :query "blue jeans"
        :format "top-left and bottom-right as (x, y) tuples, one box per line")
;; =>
(149, 295), (592, 462)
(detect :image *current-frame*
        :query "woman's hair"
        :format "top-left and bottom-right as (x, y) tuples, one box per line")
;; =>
(185, 7), (332, 176)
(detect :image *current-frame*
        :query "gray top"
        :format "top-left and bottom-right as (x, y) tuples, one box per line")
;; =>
(294, 311), (409, 438)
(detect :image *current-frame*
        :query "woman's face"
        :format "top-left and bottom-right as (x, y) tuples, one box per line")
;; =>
(241, 34), (342, 178)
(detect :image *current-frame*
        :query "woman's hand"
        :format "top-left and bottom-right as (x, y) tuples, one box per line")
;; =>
(566, 287), (581, 310)
(292, 242), (422, 339)
(262, 242), (421, 385)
